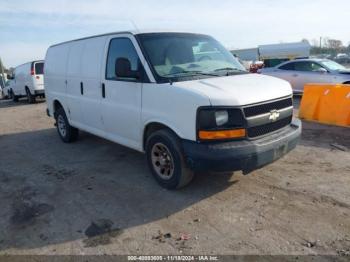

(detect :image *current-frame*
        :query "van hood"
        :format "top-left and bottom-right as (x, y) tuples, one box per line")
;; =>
(173, 73), (292, 106)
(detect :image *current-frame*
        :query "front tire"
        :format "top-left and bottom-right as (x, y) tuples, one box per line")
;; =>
(55, 107), (79, 143)
(146, 129), (194, 189)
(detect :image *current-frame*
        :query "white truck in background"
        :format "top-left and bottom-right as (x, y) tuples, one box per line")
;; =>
(8, 60), (45, 103)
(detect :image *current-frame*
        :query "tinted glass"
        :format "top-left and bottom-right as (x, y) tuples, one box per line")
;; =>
(106, 38), (140, 80)
(35, 62), (44, 74)
(294, 62), (324, 72)
(279, 62), (295, 70)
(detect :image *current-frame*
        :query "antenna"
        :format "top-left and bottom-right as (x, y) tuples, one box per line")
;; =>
(129, 20), (140, 33)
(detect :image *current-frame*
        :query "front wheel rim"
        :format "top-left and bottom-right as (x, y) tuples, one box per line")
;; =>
(57, 115), (67, 137)
(151, 142), (175, 180)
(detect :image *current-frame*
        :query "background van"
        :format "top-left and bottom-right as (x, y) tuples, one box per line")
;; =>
(9, 60), (45, 103)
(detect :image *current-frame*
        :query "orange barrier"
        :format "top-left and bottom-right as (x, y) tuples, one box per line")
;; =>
(299, 84), (350, 127)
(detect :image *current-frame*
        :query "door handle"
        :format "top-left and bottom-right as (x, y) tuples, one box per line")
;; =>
(292, 74), (298, 77)
(80, 82), (84, 95)
(102, 83), (105, 98)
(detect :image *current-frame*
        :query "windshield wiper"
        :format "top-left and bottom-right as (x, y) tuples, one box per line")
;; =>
(214, 67), (246, 72)
(163, 70), (219, 77)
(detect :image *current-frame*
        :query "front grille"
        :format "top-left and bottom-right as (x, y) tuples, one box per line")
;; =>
(247, 116), (292, 138)
(243, 97), (293, 117)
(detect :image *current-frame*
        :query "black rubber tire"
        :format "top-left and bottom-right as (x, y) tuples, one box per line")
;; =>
(343, 81), (350, 85)
(146, 129), (194, 189)
(55, 107), (79, 143)
(7, 90), (12, 99)
(26, 88), (36, 104)
(12, 90), (18, 102)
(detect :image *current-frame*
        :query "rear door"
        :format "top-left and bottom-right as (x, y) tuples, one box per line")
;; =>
(100, 35), (145, 150)
(293, 61), (330, 92)
(33, 61), (44, 89)
(266, 62), (298, 90)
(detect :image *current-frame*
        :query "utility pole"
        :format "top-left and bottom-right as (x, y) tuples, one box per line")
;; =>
(320, 37), (322, 49)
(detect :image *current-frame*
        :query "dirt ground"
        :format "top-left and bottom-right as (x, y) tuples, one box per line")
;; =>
(0, 97), (349, 256)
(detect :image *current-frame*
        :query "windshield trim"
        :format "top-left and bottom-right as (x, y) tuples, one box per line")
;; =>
(135, 32), (246, 84)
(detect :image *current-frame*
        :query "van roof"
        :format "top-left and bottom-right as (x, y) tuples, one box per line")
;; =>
(14, 60), (44, 68)
(49, 30), (208, 48)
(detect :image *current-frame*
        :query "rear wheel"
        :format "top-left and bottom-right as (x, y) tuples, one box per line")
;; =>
(55, 107), (79, 143)
(11, 90), (18, 102)
(7, 90), (12, 99)
(26, 88), (36, 104)
(146, 129), (194, 189)
(343, 81), (350, 85)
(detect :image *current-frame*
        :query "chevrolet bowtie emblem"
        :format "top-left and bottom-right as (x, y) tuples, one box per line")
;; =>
(269, 110), (280, 122)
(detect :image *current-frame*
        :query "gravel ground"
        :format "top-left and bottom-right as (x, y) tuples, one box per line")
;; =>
(0, 97), (349, 256)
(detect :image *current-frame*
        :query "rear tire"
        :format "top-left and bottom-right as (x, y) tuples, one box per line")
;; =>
(12, 90), (18, 102)
(343, 81), (350, 85)
(55, 107), (79, 143)
(146, 129), (194, 189)
(26, 88), (36, 104)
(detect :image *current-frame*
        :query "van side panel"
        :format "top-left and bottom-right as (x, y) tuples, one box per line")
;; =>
(66, 41), (84, 124)
(13, 63), (31, 96)
(77, 36), (107, 134)
(45, 44), (70, 115)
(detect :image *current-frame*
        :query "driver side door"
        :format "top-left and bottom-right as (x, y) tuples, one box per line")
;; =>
(100, 36), (146, 151)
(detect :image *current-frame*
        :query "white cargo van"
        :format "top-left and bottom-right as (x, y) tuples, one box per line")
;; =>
(9, 60), (45, 103)
(45, 31), (301, 189)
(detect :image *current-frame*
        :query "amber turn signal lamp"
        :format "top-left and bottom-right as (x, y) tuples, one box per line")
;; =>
(199, 129), (246, 140)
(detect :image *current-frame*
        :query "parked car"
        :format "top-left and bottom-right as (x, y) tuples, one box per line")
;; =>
(45, 31), (301, 189)
(9, 60), (45, 103)
(259, 59), (350, 94)
(1, 80), (14, 99)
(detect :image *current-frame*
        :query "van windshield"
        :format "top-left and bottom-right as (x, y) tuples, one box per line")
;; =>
(137, 33), (246, 82)
(35, 62), (44, 75)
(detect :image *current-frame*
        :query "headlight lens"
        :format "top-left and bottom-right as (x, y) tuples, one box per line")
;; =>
(215, 110), (229, 126)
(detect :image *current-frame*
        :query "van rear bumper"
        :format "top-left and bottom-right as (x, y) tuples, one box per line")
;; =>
(34, 89), (45, 95)
(182, 119), (301, 173)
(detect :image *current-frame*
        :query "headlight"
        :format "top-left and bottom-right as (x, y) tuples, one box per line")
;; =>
(197, 107), (246, 140)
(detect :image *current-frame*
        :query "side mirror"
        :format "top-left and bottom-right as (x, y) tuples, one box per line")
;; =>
(115, 58), (139, 79)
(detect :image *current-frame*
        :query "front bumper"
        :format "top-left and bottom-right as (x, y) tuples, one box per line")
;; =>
(182, 118), (302, 173)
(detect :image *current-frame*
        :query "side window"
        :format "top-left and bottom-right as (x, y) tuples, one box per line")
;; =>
(35, 63), (44, 75)
(294, 62), (314, 72)
(309, 62), (325, 72)
(106, 38), (140, 81)
(279, 62), (295, 71)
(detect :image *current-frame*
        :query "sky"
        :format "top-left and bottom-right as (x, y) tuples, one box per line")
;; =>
(1, 0), (349, 68)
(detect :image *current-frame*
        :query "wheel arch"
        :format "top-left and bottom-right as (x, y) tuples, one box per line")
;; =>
(143, 121), (183, 151)
(52, 99), (64, 118)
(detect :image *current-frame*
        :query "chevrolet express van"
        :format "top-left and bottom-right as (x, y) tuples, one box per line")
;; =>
(45, 31), (301, 189)
(9, 60), (45, 103)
